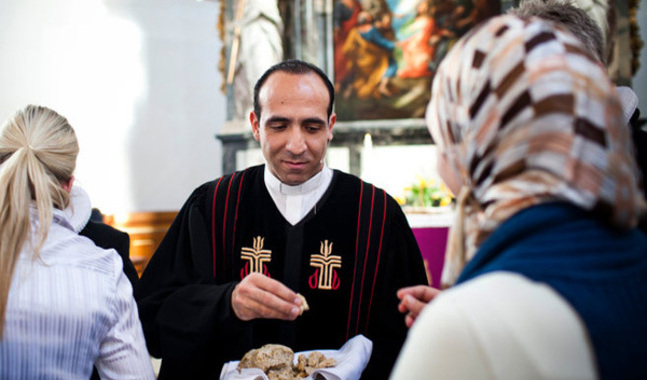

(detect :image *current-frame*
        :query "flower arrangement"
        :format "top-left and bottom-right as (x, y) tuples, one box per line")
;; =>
(398, 176), (454, 211)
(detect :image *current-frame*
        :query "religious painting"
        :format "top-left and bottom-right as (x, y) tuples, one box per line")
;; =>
(333, 0), (501, 121)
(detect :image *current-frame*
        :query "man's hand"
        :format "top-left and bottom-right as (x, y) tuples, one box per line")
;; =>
(397, 285), (442, 328)
(231, 273), (303, 321)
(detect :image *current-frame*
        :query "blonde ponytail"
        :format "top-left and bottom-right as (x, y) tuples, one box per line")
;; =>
(0, 105), (79, 339)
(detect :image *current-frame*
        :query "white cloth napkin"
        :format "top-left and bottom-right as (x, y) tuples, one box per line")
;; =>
(219, 335), (373, 380)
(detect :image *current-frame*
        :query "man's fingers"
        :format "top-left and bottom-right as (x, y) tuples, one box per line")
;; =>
(399, 295), (426, 328)
(397, 285), (427, 300)
(242, 296), (299, 320)
(404, 295), (424, 315)
(398, 294), (427, 317)
(409, 285), (436, 302)
(252, 287), (299, 317)
(232, 273), (301, 321)
(398, 300), (408, 314)
(397, 285), (441, 303)
(405, 313), (416, 328)
(248, 273), (298, 304)
(398, 285), (441, 329)
(233, 289), (299, 321)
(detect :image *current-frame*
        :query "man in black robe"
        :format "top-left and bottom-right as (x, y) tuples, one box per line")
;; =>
(135, 59), (428, 379)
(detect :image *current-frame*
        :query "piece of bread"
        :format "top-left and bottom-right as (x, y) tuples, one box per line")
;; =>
(296, 293), (309, 315)
(237, 343), (336, 379)
(237, 344), (294, 373)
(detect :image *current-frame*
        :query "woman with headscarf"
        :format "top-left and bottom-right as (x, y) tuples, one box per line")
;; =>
(0, 105), (154, 379)
(392, 14), (647, 379)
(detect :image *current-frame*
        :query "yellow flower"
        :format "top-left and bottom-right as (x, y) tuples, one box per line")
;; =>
(439, 195), (453, 206)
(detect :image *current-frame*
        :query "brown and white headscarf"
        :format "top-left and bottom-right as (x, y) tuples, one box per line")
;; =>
(426, 15), (646, 287)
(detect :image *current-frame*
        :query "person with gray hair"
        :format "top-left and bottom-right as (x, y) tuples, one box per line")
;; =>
(508, 0), (605, 64)
(508, 0), (647, 228)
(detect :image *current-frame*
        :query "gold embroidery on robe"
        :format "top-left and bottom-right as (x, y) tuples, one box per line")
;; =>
(309, 240), (342, 290)
(241, 236), (271, 276)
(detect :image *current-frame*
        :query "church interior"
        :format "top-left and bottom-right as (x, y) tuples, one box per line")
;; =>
(2, 0), (646, 377)
(1, 0), (644, 295)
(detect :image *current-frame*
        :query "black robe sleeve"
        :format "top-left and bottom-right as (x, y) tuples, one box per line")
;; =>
(361, 195), (429, 379)
(135, 182), (252, 379)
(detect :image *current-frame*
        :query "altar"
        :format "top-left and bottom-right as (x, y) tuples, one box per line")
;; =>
(406, 211), (453, 288)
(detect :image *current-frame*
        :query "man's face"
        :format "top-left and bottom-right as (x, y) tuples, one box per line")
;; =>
(250, 72), (335, 186)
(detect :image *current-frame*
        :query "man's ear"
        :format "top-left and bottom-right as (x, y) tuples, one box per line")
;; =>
(327, 113), (336, 142)
(250, 111), (261, 142)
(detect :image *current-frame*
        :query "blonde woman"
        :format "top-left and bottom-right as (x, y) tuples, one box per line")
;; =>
(0, 105), (154, 379)
(392, 15), (647, 379)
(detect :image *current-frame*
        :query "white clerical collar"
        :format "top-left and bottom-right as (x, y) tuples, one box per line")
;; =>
(264, 165), (333, 225)
(264, 165), (332, 196)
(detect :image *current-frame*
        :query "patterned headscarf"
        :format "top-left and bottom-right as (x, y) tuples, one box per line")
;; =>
(426, 15), (646, 287)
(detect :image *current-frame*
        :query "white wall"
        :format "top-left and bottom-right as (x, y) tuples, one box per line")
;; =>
(0, 0), (225, 216)
(1, 0), (646, 215)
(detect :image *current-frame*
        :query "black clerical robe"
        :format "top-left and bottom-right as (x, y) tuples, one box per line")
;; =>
(136, 165), (428, 379)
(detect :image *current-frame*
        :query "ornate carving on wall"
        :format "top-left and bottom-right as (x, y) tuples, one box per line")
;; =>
(219, 0), (227, 93)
